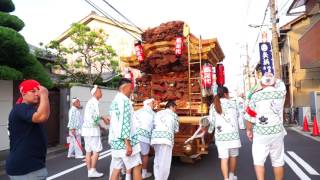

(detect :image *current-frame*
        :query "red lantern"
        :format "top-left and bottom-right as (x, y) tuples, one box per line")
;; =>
(175, 36), (184, 56)
(216, 63), (225, 86)
(134, 41), (144, 63)
(201, 63), (213, 88)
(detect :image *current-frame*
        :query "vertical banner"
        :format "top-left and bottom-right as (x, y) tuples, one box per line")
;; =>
(259, 42), (274, 75)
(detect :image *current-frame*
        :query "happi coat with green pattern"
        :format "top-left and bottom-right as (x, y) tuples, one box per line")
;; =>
(245, 79), (287, 144)
(208, 98), (242, 149)
(151, 109), (179, 147)
(134, 106), (155, 144)
(108, 92), (140, 157)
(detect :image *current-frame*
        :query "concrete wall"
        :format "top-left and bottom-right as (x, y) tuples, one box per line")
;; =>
(59, 85), (117, 144)
(70, 86), (118, 116)
(0, 81), (13, 151)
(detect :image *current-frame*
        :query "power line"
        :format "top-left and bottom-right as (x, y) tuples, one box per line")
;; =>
(101, 0), (144, 33)
(84, 0), (141, 40)
(251, 1), (270, 54)
(84, 0), (141, 41)
(278, 0), (291, 15)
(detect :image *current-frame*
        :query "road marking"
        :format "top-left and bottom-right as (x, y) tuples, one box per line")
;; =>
(47, 150), (112, 180)
(287, 151), (320, 176)
(100, 149), (112, 155)
(284, 154), (311, 180)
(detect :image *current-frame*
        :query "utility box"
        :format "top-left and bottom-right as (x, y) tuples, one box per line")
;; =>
(310, 91), (320, 124)
(297, 107), (311, 126)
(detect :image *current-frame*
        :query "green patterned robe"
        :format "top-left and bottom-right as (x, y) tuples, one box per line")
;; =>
(108, 93), (140, 157)
(151, 109), (179, 147)
(244, 79), (287, 144)
(209, 98), (242, 149)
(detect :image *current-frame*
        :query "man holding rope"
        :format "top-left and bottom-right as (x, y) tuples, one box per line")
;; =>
(67, 97), (84, 159)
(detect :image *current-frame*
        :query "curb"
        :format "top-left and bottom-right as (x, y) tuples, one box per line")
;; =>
(288, 126), (320, 143)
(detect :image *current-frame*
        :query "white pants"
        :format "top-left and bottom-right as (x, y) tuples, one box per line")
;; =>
(84, 136), (103, 153)
(111, 153), (142, 170)
(109, 153), (142, 179)
(68, 131), (83, 157)
(217, 147), (239, 159)
(140, 142), (150, 156)
(153, 144), (173, 180)
(252, 137), (285, 167)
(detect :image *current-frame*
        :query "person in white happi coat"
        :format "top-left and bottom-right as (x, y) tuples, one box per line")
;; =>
(134, 98), (156, 179)
(235, 95), (246, 130)
(109, 78), (142, 180)
(67, 97), (84, 159)
(151, 100), (179, 180)
(208, 86), (241, 180)
(245, 73), (287, 180)
(82, 85), (110, 178)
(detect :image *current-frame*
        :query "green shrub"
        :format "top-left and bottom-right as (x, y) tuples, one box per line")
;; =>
(22, 54), (53, 88)
(0, 27), (29, 68)
(0, 65), (23, 80)
(0, 12), (25, 31)
(0, 0), (15, 12)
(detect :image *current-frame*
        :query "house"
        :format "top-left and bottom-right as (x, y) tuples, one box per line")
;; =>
(279, 0), (320, 120)
(53, 11), (142, 81)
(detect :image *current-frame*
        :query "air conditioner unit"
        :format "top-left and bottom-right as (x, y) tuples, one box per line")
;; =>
(298, 107), (311, 126)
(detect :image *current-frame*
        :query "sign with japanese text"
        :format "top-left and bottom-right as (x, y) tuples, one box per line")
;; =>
(259, 42), (274, 75)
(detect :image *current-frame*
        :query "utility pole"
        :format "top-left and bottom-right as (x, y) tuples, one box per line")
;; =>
(270, 0), (281, 79)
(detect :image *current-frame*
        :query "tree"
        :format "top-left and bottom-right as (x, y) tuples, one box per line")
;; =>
(0, 0), (53, 88)
(47, 23), (118, 85)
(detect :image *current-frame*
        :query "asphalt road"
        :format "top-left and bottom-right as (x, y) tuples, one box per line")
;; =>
(1, 128), (320, 180)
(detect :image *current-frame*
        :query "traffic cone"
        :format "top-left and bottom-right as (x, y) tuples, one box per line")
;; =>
(311, 117), (320, 136)
(302, 116), (310, 132)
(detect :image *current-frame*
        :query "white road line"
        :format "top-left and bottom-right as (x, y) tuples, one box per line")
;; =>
(287, 151), (320, 176)
(284, 154), (311, 180)
(100, 149), (112, 155)
(47, 151), (112, 180)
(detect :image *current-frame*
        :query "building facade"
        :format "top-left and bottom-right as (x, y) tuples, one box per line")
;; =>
(53, 11), (142, 79)
(280, 0), (320, 120)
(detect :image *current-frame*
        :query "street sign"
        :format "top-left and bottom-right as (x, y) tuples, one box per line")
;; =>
(259, 42), (274, 75)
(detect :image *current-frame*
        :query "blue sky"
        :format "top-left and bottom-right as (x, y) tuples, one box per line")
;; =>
(11, 0), (297, 93)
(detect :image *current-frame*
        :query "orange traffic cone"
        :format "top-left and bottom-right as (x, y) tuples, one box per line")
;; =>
(311, 117), (320, 136)
(303, 116), (310, 132)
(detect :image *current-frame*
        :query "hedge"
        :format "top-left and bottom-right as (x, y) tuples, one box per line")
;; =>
(0, 65), (23, 80)
(0, 12), (25, 31)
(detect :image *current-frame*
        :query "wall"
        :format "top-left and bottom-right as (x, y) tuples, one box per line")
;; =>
(0, 80), (13, 151)
(55, 85), (118, 144)
(281, 15), (320, 107)
(70, 86), (118, 116)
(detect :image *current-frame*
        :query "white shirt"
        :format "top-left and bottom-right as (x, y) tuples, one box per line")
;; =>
(151, 109), (179, 147)
(81, 97), (101, 137)
(68, 106), (82, 130)
(245, 79), (287, 144)
(134, 106), (155, 143)
(208, 98), (241, 149)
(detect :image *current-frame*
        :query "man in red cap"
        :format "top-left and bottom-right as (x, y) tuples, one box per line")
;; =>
(6, 79), (50, 180)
